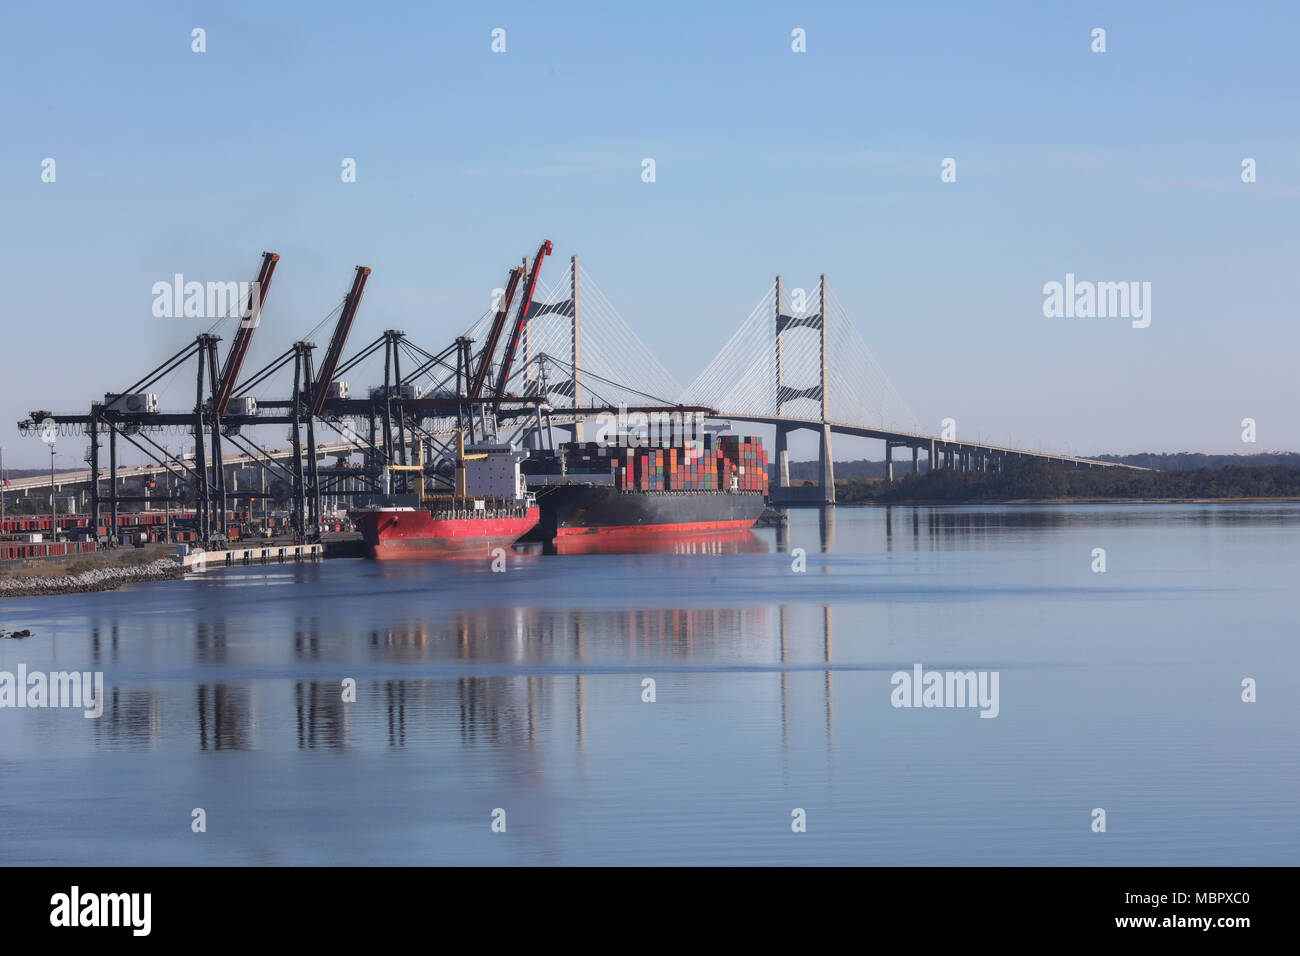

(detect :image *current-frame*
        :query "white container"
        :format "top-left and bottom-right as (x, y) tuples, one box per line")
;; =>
(104, 392), (158, 414)
(226, 397), (258, 416)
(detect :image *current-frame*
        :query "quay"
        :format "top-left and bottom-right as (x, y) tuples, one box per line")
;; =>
(181, 543), (323, 570)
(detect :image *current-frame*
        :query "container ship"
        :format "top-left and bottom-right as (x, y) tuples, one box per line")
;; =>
(351, 441), (539, 559)
(524, 434), (769, 538)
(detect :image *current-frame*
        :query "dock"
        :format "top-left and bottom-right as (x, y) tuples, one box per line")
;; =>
(181, 543), (323, 570)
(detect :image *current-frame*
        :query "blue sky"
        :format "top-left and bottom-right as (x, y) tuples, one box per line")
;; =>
(2, 0), (1297, 466)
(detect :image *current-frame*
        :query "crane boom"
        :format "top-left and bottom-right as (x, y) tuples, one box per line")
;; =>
(214, 251), (278, 413)
(492, 239), (552, 400)
(309, 265), (371, 416)
(467, 266), (523, 400)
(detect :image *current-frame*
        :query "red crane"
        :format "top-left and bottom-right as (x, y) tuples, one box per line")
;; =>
(214, 251), (278, 414)
(309, 265), (371, 416)
(491, 239), (552, 400)
(468, 266), (523, 400)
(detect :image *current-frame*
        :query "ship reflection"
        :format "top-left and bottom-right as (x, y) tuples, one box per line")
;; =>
(545, 529), (766, 556)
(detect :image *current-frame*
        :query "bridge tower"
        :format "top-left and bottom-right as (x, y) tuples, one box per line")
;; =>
(774, 275), (835, 504)
(570, 255), (584, 442)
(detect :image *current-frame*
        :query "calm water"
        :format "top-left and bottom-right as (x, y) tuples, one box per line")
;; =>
(1, 504), (1297, 866)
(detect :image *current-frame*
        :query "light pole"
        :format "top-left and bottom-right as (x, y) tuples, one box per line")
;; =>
(164, 447), (172, 545)
(49, 441), (57, 540)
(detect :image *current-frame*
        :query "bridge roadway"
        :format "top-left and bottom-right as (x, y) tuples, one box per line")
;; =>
(725, 415), (1134, 469)
(1, 441), (361, 495)
(542, 410), (1134, 469)
(3, 411), (1136, 501)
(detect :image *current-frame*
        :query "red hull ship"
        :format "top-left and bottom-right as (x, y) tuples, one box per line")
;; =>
(350, 442), (538, 559)
(353, 501), (539, 559)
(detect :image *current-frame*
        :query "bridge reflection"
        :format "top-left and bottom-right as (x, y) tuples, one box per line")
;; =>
(771, 502), (1136, 556)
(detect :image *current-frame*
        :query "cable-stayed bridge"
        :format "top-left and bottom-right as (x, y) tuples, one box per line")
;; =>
(489, 260), (1134, 504)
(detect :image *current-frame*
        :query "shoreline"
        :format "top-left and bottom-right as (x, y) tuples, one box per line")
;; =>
(0, 558), (185, 600)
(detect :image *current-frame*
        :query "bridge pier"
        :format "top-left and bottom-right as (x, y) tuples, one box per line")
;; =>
(769, 421), (834, 505)
(819, 423), (835, 504)
(884, 442), (893, 482)
(775, 425), (791, 489)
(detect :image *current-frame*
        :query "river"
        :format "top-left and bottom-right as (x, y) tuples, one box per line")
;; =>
(1, 503), (1296, 865)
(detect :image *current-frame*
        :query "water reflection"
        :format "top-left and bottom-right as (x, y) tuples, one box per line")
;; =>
(195, 621), (228, 664)
(81, 599), (840, 758)
(89, 623), (119, 666)
(77, 505), (1300, 755)
(293, 618), (324, 661)
(294, 680), (348, 750)
(547, 529), (765, 555)
(197, 683), (256, 751)
(777, 603), (835, 766)
(94, 687), (162, 748)
(766, 501), (1300, 557)
(820, 507), (835, 552)
(14, 502), (1296, 865)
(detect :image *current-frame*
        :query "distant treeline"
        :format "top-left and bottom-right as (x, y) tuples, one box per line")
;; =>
(1094, 451), (1300, 470)
(832, 460), (1300, 503)
(787, 451), (1300, 480)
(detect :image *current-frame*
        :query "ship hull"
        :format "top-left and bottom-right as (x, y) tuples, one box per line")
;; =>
(534, 485), (766, 538)
(352, 507), (539, 559)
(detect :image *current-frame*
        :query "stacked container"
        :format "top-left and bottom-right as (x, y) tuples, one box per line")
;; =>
(532, 434), (769, 495)
(717, 436), (770, 494)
